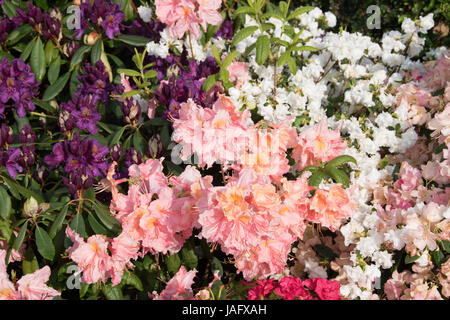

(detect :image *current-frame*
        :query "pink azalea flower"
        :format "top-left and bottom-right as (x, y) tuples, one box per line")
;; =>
(65, 227), (112, 284)
(292, 120), (347, 170)
(227, 61), (250, 88)
(154, 266), (197, 300)
(196, 0), (223, 30)
(17, 267), (60, 300)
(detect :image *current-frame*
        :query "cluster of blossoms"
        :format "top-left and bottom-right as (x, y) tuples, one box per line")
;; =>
(0, 124), (37, 178)
(0, 250), (60, 300)
(45, 132), (109, 196)
(15, 2), (62, 44)
(0, 58), (39, 119)
(76, 95), (356, 284)
(155, 0), (223, 39)
(246, 276), (342, 300)
(59, 61), (120, 135)
(75, 0), (124, 40)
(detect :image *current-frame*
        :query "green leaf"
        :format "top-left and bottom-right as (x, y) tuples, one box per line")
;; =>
(20, 38), (36, 62)
(133, 130), (145, 154)
(286, 55), (297, 74)
(70, 46), (91, 69)
(2, 174), (44, 202)
(22, 247), (39, 274)
(210, 280), (226, 300)
(102, 284), (123, 300)
(1, 1), (19, 18)
(91, 38), (103, 64)
(325, 167), (350, 188)
(181, 247), (198, 270)
(308, 170), (325, 187)
(69, 213), (87, 239)
(117, 68), (141, 77)
(47, 56), (61, 85)
(70, 69), (81, 98)
(87, 213), (108, 235)
(0, 186), (12, 220)
(222, 51), (239, 68)
(122, 272), (144, 291)
(287, 6), (314, 21)
(300, 165), (320, 175)
(31, 37), (46, 82)
(109, 126), (127, 147)
(211, 257), (223, 277)
(6, 25), (33, 46)
(166, 254), (181, 275)
(202, 74), (217, 92)
(44, 40), (58, 66)
(13, 221), (28, 251)
(42, 72), (71, 101)
(441, 240), (450, 254)
(404, 254), (420, 264)
(35, 226), (55, 261)
(326, 155), (357, 168)
(48, 205), (69, 239)
(234, 6), (255, 16)
(293, 45), (319, 52)
(92, 202), (122, 235)
(232, 26), (259, 46)
(255, 35), (270, 65)
(143, 70), (157, 79)
(431, 250), (445, 267)
(116, 35), (151, 47)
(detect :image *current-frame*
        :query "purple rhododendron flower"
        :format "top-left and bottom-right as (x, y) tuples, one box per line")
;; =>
(77, 0), (124, 40)
(60, 93), (101, 135)
(0, 58), (39, 119)
(77, 60), (120, 104)
(45, 132), (109, 195)
(216, 20), (234, 40)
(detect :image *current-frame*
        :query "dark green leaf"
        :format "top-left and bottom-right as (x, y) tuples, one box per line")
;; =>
(35, 226), (55, 260)
(181, 247), (198, 270)
(48, 205), (69, 239)
(92, 202), (121, 235)
(70, 46), (91, 69)
(31, 37), (46, 82)
(431, 250), (445, 267)
(13, 221), (28, 251)
(6, 25), (33, 46)
(308, 170), (325, 187)
(47, 56), (61, 85)
(122, 272), (143, 291)
(166, 253), (181, 275)
(91, 38), (103, 64)
(20, 38), (36, 62)
(117, 68), (141, 77)
(109, 126), (127, 147)
(116, 35), (151, 47)
(441, 240), (450, 254)
(42, 72), (71, 101)
(325, 167), (350, 188)
(102, 284), (123, 300)
(69, 213), (87, 239)
(0, 186), (12, 220)
(404, 254), (420, 264)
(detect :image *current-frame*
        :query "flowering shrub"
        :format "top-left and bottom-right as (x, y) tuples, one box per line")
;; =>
(0, 0), (448, 301)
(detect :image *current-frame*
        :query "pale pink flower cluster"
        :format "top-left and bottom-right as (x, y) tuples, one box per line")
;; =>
(0, 250), (60, 300)
(155, 0), (223, 39)
(65, 228), (139, 285)
(292, 120), (347, 170)
(152, 266), (197, 300)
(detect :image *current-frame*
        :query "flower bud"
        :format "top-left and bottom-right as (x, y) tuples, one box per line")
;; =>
(85, 31), (100, 46)
(23, 197), (39, 218)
